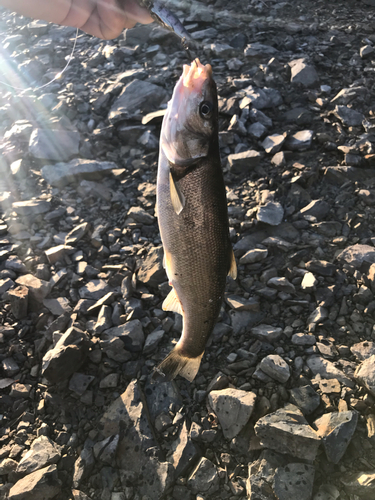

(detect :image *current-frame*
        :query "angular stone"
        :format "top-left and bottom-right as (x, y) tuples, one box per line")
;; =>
(227, 150), (261, 174)
(246, 449), (285, 500)
(254, 405), (321, 461)
(257, 201), (284, 226)
(336, 244), (375, 268)
(102, 320), (144, 352)
(305, 260), (336, 277)
(261, 134), (286, 154)
(333, 105), (364, 127)
(188, 457), (219, 495)
(342, 472), (375, 499)
(137, 245), (166, 287)
(12, 200), (51, 216)
(354, 355), (375, 396)
(8, 285), (28, 319)
(307, 356), (354, 388)
(208, 388), (256, 439)
(170, 421), (200, 476)
(17, 436), (61, 475)
(259, 355), (290, 383)
(108, 79), (168, 124)
(267, 277), (295, 294)
(351, 341), (375, 361)
(29, 128), (80, 161)
(15, 274), (50, 302)
(251, 324), (283, 343)
(314, 411), (358, 464)
(8, 465), (61, 500)
(291, 333), (316, 346)
(143, 328), (165, 355)
(127, 206), (155, 225)
(42, 159), (117, 188)
(65, 222), (90, 245)
(43, 297), (72, 316)
(289, 385), (320, 415)
(240, 248), (268, 265)
(240, 85), (282, 109)
(290, 58), (319, 87)
(0, 277), (15, 296)
(69, 373), (95, 396)
(300, 200), (330, 221)
(286, 130), (314, 151)
(244, 42), (278, 57)
(275, 464), (314, 500)
(78, 280), (111, 300)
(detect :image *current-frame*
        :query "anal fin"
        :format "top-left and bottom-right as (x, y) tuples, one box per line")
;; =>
(162, 288), (183, 316)
(228, 248), (237, 280)
(169, 172), (185, 215)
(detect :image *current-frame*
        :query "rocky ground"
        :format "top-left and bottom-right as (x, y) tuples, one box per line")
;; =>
(1, 0), (375, 498)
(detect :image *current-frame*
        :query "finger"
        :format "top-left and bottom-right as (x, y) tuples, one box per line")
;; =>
(121, 0), (154, 24)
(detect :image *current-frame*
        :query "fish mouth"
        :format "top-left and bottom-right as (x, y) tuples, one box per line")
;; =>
(182, 59), (212, 91)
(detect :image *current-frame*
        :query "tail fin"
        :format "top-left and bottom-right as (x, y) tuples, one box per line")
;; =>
(152, 346), (203, 382)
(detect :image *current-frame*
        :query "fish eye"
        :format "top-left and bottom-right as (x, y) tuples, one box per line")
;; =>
(199, 101), (213, 118)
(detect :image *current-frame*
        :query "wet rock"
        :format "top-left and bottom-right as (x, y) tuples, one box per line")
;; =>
(8, 465), (61, 500)
(290, 58), (319, 87)
(41, 159), (117, 188)
(29, 128), (80, 161)
(208, 388), (256, 439)
(187, 457), (219, 495)
(314, 411), (358, 463)
(274, 463), (315, 500)
(254, 404), (321, 460)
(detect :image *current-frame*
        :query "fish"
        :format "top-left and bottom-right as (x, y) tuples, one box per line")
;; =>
(154, 59), (237, 382)
(137, 0), (194, 54)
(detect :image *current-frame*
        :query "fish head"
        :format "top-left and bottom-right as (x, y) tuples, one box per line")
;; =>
(161, 58), (218, 166)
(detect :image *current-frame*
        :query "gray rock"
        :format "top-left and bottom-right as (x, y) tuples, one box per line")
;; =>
(65, 222), (90, 245)
(336, 244), (375, 268)
(289, 385), (320, 415)
(15, 274), (50, 302)
(0, 278), (15, 295)
(244, 42), (279, 58)
(17, 436), (61, 475)
(108, 80), (168, 124)
(102, 320), (144, 352)
(248, 121), (267, 139)
(29, 128), (80, 161)
(314, 411), (358, 463)
(261, 134), (286, 154)
(93, 305), (113, 335)
(305, 260), (336, 277)
(240, 85), (283, 109)
(274, 463), (315, 500)
(313, 484), (340, 500)
(239, 248), (268, 264)
(333, 105), (365, 127)
(143, 328), (165, 355)
(73, 439), (95, 488)
(8, 465), (61, 500)
(12, 200), (51, 216)
(251, 324), (283, 343)
(257, 202), (284, 226)
(227, 150), (261, 173)
(360, 44), (374, 58)
(69, 373), (95, 396)
(267, 277), (295, 294)
(351, 341), (375, 361)
(291, 333), (316, 346)
(42, 159), (118, 188)
(246, 449), (285, 500)
(78, 280), (111, 300)
(170, 421), (200, 476)
(93, 435), (119, 464)
(307, 356), (354, 388)
(300, 199), (330, 220)
(290, 58), (319, 87)
(286, 130), (314, 151)
(208, 388), (256, 439)
(0, 458), (18, 475)
(259, 355), (290, 383)
(137, 245), (166, 287)
(225, 295), (259, 312)
(354, 355), (375, 396)
(254, 404), (321, 461)
(341, 471), (375, 499)
(41, 327), (91, 384)
(2, 358), (20, 377)
(127, 206), (155, 225)
(43, 297), (72, 316)
(188, 457), (219, 495)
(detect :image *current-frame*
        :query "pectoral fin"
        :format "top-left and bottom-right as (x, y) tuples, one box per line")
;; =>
(162, 288), (183, 316)
(169, 172), (185, 215)
(228, 249), (237, 279)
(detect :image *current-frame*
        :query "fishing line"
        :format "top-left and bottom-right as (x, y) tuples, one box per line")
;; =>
(0, 27), (79, 94)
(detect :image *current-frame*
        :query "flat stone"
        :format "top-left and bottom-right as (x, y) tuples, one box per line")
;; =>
(208, 388), (256, 439)
(289, 385), (320, 415)
(69, 373), (95, 396)
(291, 333), (316, 346)
(259, 355), (290, 383)
(43, 297), (72, 316)
(261, 134), (286, 154)
(251, 324), (283, 343)
(65, 222), (90, 245)
(17, 436), (61, 475)
(314, 411), (358, 463)
(0, 278), (15, 295)
(286, 130), (314, 151)
(254, 404), (321, 461)
(274, 463), (315, 500)
(42, 159), (117, 188)
(8, 465), (61, 500)
(101, 320), (144, 352)
(12, 200), (51, 216)
(244, 42), (279, 57)
(143, 328), (165, 355)
(78, 280), (111, 300)
(300, 200), (330, 220)
(108, 79), (168, 124)
(29, 128), (80, 161)
(187, 457), (219, 495)
(305, 260), (336, 277)
(354, 355), (375, 396)
(239, 248), (268, 264)
(333, 105), (364, 127)
(227, 150), (261, 174)
(267, 277), (295, 294)
(319, 379), (341, 394)
(225, 295), (259, 312)
(257, 202), (284, 226)
(307, 356), (354, 388)
(127, 206), (155, 225)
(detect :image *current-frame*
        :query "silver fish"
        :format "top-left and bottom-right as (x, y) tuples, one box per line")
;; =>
(154, 59), (237, 382)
